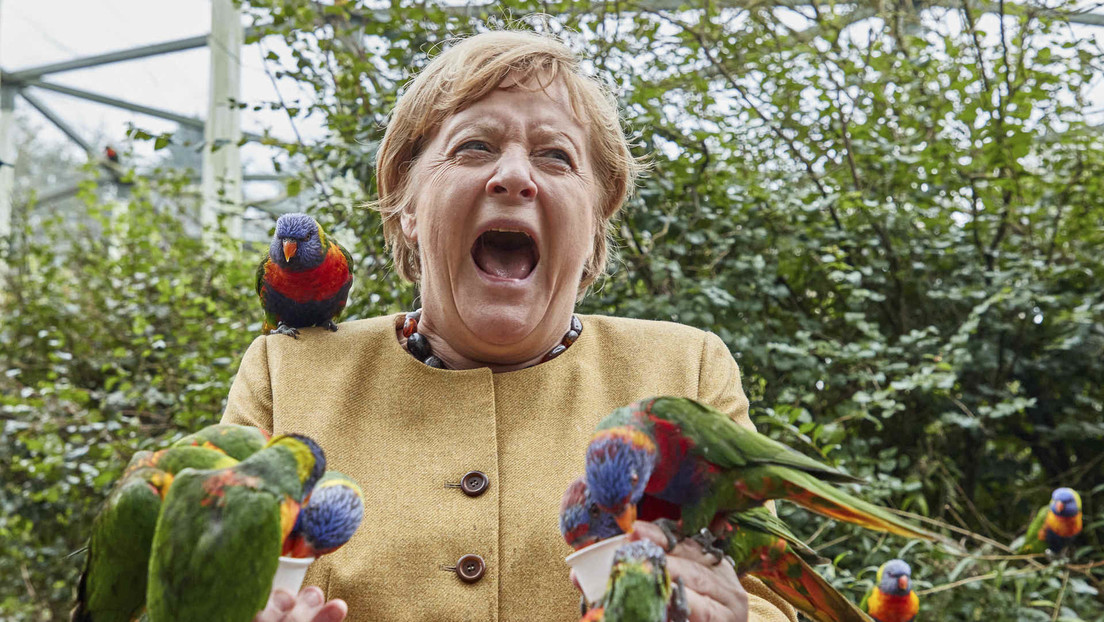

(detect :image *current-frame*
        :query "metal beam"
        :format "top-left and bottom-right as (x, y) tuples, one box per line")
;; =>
(3, 27), (261, 82)
(13, 79), (268, 143)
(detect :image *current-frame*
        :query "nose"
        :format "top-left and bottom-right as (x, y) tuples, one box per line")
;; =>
(486, 147), (537, 200)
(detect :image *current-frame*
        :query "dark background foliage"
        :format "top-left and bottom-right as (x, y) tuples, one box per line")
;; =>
(2, 1), (1101, 619)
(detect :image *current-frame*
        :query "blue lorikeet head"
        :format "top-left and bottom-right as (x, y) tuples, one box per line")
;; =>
(1050, 487), (1080, 517)
(585, 426), (656, 533)
(271, 213), (325, 270)
(272, 433), (327, 501)
(287, 476), (365, 557)
(876, 559), (913, 596)
(560, 476), (624, 550)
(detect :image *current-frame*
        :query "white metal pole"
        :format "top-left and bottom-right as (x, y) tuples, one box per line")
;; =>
(202, 0), (243, 242)
(0, 0), (14, 251)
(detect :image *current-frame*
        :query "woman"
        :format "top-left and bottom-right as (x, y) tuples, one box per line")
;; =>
(232, 30), (796, 622)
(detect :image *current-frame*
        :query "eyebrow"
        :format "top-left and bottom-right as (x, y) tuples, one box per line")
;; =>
(444, 118), (583, 154)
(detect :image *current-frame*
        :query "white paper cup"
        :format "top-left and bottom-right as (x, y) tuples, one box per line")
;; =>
(564, 534), (629, 605)
(271, 556), (316, 597)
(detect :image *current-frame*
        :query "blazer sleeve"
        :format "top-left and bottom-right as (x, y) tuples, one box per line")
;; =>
(698, 331), (799, 622)
(220, 335), (274, 433)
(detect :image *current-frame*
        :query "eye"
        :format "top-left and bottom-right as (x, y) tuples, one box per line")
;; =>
(539, 148), (572, 165)
(588, 504), (600, 518)
(456, 140), (491, 153)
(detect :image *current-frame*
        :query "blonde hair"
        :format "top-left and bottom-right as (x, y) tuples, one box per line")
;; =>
(372, 30), (643, 290)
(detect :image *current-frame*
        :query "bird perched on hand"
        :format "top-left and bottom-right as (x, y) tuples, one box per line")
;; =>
(861, 560), (917, 622)
(256, 212), (353, 338)
(1017, 487), (1082, 558)
(584, 397), (939, 553)
(283, 470), (365, 558)
(581, 539), (688, 622)
(560, 476), (624, 550)
(172, 423), (270, 461)
(146, 434), (326, 622)
(72, 447), (237, 622)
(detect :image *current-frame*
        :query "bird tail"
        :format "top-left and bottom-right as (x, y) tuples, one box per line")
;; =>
(745, 466), (942, 541)
(751, 550), (875, 622)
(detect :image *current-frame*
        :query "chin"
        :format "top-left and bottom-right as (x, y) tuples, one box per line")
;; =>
(459, 298), (542, 347)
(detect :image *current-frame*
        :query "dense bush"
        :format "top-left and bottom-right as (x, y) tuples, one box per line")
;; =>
(3, 1), (1102, 619)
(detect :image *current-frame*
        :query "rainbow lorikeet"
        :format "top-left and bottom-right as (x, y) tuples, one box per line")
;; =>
(283, 470), (365, 558)
(1017, 487), (1082, 557)
(172, 423), (271, 461)
(72, 448), (238, 622)
(724, 507), (873, 622)
(146, 434), (326, 622)
(560, 476), (624, 550)
(256, 212), (354, 338)
(584, 397), (938, 551)
(581, 540), (688, 622)
(860, 560), (917, 622)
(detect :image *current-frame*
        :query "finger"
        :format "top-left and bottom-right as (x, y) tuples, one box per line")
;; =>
(627, 521), (675, 552)
(681, 583), (746, 622)
(254, 589), (296, 622)
(311, 599), (348, 622)
(666, 555), (746, 613)
(286, 586), (327, 620)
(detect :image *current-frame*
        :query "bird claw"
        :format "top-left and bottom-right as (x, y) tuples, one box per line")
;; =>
(580, 595), (589, 616)
(669, 576), (691, 622)
(653, 518), (683, 553)
(693, 528), (727, 565)
(271, 323), (300, 339)
(322, 320), (339, 332)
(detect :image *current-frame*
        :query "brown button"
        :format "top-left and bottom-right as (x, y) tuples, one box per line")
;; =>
(460, 470), (489, 497)
(456, 554), (485, 583)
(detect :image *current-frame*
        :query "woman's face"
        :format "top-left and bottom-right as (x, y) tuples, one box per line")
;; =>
(402, 76), (596, 361)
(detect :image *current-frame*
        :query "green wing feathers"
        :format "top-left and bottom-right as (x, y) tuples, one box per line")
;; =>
(753, 552), (875, 622)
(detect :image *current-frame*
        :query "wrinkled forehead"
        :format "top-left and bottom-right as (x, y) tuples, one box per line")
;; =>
(429, 72), (588, 146)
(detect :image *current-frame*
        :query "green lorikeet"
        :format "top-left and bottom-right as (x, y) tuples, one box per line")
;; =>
(723, 508), (873, 622)
(72, 448), (237, 622)
(282, 470), (365, 558)
(146, 434), (326, 622)
(256, 212), (354, 338)
(584, 397), (938, 545)
(172, 423), (271, 461)
(581, 539), (688, 622)
(860, 560), (917, 622)
(1017, 487), (1082, 556)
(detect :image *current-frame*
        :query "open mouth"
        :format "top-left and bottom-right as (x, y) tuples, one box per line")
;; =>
(471, 229), (539, 280)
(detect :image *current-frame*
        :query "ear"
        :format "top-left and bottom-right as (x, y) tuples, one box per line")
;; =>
(400, 208), (418, 246)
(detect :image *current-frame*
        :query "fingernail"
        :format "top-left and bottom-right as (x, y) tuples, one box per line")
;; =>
(271, 589), (295, 611)
(301, 587), (324, 606)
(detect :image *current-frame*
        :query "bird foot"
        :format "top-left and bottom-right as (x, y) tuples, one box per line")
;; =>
(270, 323), (300, 339)
(669, 576), (691, 622)
(580, 595), (589, 616)
(693, 527), (727, 565)
(653, 518), (683, 552)
(322, 320), (339, 332)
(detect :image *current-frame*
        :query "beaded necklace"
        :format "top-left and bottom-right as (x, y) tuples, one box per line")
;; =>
(400, 308), (582, 369)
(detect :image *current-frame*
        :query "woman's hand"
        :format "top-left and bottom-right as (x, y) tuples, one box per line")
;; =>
(628, 521), (748, 622)
(253, 586), (348, 622)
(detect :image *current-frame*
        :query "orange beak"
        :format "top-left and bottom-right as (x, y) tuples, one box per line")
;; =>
(1054, 501), (1065, 514)
(615, 504), (637, 534)
(283, 240), (298, 262)
(898, 575), (910, 591)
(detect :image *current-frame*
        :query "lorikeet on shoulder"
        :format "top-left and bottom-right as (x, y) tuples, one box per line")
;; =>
(1017, 487), (1082, 557)
(584, 397), (938, 544)
(283, 470), (365, 558)
(256, 212), (353, 339)
(172, 423), (270, 461)
(146, 434), (326, 622)
(861, 559), (918, 622)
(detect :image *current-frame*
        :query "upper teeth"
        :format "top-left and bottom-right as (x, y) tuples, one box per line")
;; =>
(490, 228), (523, 234)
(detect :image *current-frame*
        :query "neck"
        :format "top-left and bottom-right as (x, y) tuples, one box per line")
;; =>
(400, 307), (574, 372)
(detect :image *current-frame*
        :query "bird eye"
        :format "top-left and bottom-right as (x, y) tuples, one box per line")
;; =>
(630, 471), (639, 485)
(588, 504), (600, 518)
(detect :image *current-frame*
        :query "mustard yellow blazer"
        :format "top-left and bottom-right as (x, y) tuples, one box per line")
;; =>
(221, 313), (797, 621)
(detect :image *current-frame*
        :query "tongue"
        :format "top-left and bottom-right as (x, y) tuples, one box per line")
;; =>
(474, 241), (535, 279)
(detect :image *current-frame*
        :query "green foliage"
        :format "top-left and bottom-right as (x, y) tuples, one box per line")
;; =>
(4, 1), (1103, 619)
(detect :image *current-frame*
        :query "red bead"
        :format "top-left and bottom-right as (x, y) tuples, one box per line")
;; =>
(402, 316), (418, 338)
